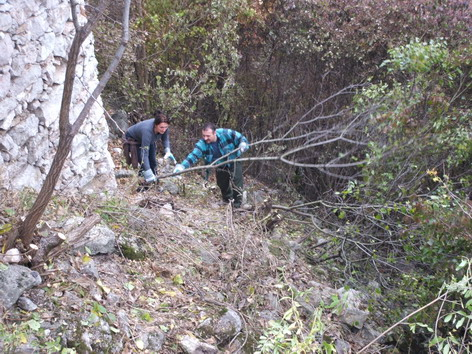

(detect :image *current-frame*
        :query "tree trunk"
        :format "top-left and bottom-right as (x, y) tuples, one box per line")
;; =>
(14, 136), (74, 248)
(134, 43), (150, 113)
(134, 0), (150, 113)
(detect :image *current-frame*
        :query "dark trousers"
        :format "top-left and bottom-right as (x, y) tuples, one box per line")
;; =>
(124, 132), (157, 175)
(137, 144), (157, 174)
(122, 135), (139, 168)
(216, 162), (243, 207)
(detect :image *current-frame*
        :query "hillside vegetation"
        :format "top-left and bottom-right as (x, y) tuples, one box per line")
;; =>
(1, 161), (383, 352)
(1, 0), (471, 352)
(97, 0), (472, 350)
(95, 1), (472, 349)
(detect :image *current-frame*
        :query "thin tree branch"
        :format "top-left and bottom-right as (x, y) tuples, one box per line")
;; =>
(71, 0), (130, 135)
(358, 292), (449, 353)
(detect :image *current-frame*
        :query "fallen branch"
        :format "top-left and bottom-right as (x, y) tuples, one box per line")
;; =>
(37, 214), (101, 267)
(31, 232), (67, 267)
(261, 211), (283, 232)
(115, 169), (137, 179)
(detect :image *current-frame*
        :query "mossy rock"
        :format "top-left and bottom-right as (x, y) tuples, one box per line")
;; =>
(268, 239), (287, 257)
(119, 243), (147, 260)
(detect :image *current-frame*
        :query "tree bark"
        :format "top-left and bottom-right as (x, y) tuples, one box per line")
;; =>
(133, 0), (150, 113)
(8, 135), (74, 249)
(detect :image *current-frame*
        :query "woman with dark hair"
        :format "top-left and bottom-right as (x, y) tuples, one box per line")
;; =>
(123, 110), (175, 183)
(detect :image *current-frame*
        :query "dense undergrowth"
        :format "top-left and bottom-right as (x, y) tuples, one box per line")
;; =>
(93, 0), (471, 351)
(0, 166), (378, 353)
(1, 0), (471, 352)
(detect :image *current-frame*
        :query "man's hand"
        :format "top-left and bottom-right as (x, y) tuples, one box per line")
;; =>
(173, 164), (185, 174)
(164, 151), (176, 163)
(142, 169), (157, 183)
(239, 141), (248, 153)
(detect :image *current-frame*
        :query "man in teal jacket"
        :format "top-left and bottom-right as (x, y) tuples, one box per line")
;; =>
(174, 123), (249, 208)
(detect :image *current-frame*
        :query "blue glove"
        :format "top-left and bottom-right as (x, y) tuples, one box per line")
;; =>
(173, 164), (185, 174)
(142, 169), (157, 183)
(164, 151), (176, 162)
(239, 141), (248, 153)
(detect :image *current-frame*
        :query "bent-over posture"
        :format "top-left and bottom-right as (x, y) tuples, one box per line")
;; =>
(123, 111), (175, 183)
(174, 123), (249, 208)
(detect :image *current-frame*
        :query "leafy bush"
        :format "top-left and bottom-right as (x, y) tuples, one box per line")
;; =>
(357, 38), (471, 198)
(349, 37), (472, 350)
(96, 0), (249, 127)
(255, 280), (336, 354)
(407, 258), (472, 353)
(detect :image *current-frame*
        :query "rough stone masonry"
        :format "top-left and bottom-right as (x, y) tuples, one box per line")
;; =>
(0, 0), (116, 194)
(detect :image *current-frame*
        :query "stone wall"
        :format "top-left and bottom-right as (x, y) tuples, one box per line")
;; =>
(0, 0), (116, 194)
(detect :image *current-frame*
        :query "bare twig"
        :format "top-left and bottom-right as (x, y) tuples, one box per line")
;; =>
(358, 291), (449, 353)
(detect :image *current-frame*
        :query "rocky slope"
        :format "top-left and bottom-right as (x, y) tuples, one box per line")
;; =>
(0, 146), (384, 353)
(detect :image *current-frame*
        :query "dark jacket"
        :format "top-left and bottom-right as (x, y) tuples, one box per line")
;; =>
(125, 119), (170, 171)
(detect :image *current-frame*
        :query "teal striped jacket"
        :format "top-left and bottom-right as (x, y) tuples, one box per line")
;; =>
(181, 129), (249, 168)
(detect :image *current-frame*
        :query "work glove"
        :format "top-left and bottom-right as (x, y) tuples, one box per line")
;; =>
(164, 148), (177, 163)
(239, 141), (248, 153)
(173, 164), (185, 174)
(164, 151), (176, 163)
(142, 169), (157, 183)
